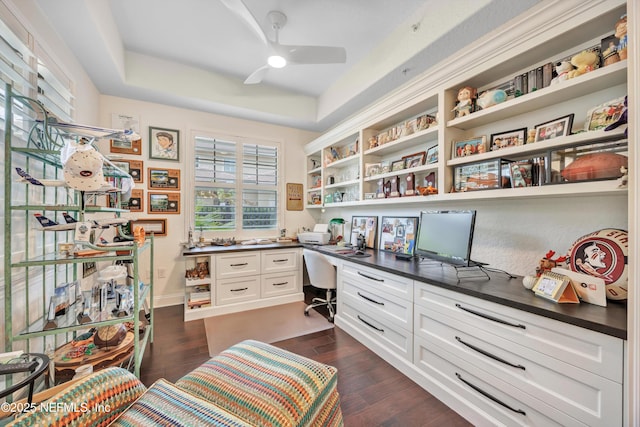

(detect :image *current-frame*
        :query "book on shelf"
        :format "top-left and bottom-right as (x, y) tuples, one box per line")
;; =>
(189, 291), (210, 302)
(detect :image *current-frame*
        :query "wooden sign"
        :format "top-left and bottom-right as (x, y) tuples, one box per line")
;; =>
(110, 138), (142, 155)
(148, 192), (180, 214)
(148, 167), (180, 190)
(286, 183), (303, 211)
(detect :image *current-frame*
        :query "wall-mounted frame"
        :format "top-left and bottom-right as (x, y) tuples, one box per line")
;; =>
(107, 188), (144, 212)
(534, 114), (574, 142)
(351, 216), (378, 249)
(129, 218), (167, 237)
(148, 191), (180, 214)
(112, 159), (144, 183)
(148, 167), (180, 190)
(402, 151), (426, 169)
(110, 138), (142, 155)
(286, 183), (303, 211)
(379, 216), (419, 255)
(149, 126), (179, 161)
(452, 135), (487, 158)
(490, 127), (527, 151)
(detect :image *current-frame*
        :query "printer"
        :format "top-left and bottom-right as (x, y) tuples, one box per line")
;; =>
(297, 224), (331, 245)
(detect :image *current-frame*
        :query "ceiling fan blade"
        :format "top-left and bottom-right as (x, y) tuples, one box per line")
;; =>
(219, 0), (269, 46)
(282, 45), (347, 64)
(244, 65), (269, 84)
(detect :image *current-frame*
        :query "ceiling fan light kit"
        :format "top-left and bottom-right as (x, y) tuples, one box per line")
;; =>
(221, 0), (347, 85)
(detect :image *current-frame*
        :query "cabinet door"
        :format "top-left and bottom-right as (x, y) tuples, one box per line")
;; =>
(216, 253), (261, 279)
(261, 249), (299, 273)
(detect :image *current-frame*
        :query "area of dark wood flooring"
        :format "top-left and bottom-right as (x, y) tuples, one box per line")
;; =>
(140, 288), (471, 426)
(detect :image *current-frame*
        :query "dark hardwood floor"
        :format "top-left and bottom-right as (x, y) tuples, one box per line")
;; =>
(140, 289), (471, 426)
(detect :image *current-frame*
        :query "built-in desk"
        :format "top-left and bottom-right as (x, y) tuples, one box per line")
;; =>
(182, 243), (303, 321)
(305, 245), (628, 426)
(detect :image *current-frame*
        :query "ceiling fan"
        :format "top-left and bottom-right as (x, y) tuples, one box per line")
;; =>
(220, 0), (347, 84)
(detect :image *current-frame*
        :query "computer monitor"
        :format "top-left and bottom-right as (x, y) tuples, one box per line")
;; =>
(415, 210), (477, 266)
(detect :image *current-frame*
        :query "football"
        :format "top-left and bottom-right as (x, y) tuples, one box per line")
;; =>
(561, 152), (627, 182)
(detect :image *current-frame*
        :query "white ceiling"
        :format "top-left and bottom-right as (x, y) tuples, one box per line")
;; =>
(34, 0), (540, 132)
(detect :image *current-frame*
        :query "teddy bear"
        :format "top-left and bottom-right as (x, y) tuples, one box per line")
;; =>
(567, 50), (599, 79)
(550, 61), (574, 85)
(615, 14), (627, 60)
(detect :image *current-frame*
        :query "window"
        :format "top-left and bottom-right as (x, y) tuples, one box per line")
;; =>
(194, 134), (280, 233)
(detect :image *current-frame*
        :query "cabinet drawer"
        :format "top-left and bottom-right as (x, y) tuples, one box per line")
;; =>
(415, 304), (622, 426)
(261, 272), (299, 298)
(414, 282), (623, 381)
(340, 261), (413, 301)
(216, 253), (261, 279)
(414, 335), (589, 427)
(341, 298), (412, 361)
(261, 249), (299, 273)
(342, 277), (412, 332)
(216, 276), (260, 305)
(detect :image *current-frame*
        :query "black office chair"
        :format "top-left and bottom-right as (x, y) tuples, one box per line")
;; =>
(303, 249), (337, 322)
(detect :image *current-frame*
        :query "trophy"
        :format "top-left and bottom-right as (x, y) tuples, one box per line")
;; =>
(405, 173), (416, 196)
(389, 176), (401, 197)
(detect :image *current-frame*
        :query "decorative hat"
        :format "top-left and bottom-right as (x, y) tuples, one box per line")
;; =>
(63, 145), (106, 191)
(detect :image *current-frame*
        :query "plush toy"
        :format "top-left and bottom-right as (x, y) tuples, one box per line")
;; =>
(615, 14), (627, 60)
(536, 250), (567, 277)
(567, 50), (599, 79)
(550, 61), (574, 85)
(605, 95), (628, 137)
(476, 89), (507, 110)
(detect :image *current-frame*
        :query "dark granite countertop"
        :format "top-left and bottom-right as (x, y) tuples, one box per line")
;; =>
(182, 241), (303, 256)
(306, 245), (627, 340)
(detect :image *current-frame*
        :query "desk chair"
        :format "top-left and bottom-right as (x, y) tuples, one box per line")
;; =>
(303, 249), (337, 322)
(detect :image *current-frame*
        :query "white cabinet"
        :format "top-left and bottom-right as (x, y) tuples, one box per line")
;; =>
(414, 283), (623, 426)
(184, 247), (303, 321)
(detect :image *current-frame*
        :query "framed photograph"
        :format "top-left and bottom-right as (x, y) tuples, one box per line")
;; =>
(129, 218), (167, 237)
(509, 160), (533, 188)
(149, 126), (179, 161)
(365, 163), (381, 177)
(148, 167), (180, 190)
(380, 160), (391, 174)
(112, 159), (143, 183)
(148, 192), (180, 214)
(585, 97), (626, 131)
(108, 188), (144, 212)
(490, 128), (527, 151)
(402, 151), (426, 169)
(82, 262), (97, 278)
(534, 114), (574, 142)
(452, 136), (487, 158)
(110, 138), (142, 155)
(426, 145), (438, 164)
(391, 160), (405, 172)
(379, 216), (419, 255)
(351, 216), (378, 249)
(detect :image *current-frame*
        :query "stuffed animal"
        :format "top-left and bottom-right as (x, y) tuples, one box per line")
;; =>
(615, 14), (627, 60)
(476, 89), (507, 110)
(536, 250), (567, 277)
(567, 50), (599, 79)
(550, 61), (574, 85)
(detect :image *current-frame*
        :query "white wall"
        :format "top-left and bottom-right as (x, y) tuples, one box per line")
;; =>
(96, 95), (318, 306)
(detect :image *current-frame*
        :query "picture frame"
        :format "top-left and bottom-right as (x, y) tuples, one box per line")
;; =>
(110, 138), (142, 155)
(402, 151), (426, 169)
(149, 126), (179, 161)
(286, 183), (304, 211)
(148, 167), (180, 190)
(148, 192), (181, 214)
(452, 135), (487, 158)
(129, 218), (167, 237)
(379, 216), (419, 255)
(426, 145), (438, 164)
(534, 114), (574, 142)
(351, 215), (378, 249)
(365, 162), (381, 177)
(490, 127), (527, 151)
(391, 159), (405, 172)
(380, 160), (391, 174)
(112, 159), (143, 183)
(585, 97), (626, 131)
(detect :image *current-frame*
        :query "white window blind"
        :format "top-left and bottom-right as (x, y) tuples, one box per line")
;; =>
(194, 135), (280, 232)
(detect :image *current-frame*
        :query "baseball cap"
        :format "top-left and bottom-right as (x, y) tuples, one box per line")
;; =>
(62, 143), (107, 191)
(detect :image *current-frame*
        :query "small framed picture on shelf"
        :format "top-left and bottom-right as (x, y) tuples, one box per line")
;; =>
(534, 114), (574, 142)
(365, 163), (381, 177)
(509, 161), (533, 188)
(391, 160), (405, 172)
(585, 97), (626, 131)
(402, 151), (426, 169)
(490, 128), (527, 151)
(452, 136), (487, 158)
(380, 160), (391, 174)
(426, 145), (438, 164)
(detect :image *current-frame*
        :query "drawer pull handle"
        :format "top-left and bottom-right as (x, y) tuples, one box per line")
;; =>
(455, 304), (526, 329)
(273, 259), (288, 263)
(455, 336), (525, 370)
(357, 292), (384, 306)
(230, 287), (248, 292)
(357, 315), (384, 332)
(357, 271), (384, 282)
(230, 263), (249, 267)
(273, 282), (288, 286)
(455, 372), (526, 416)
